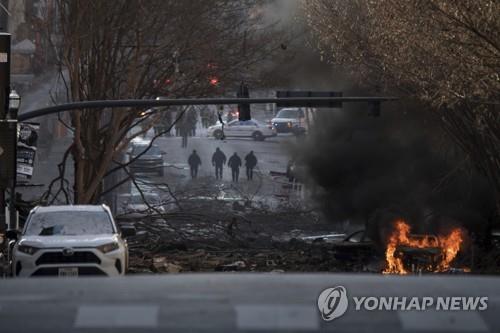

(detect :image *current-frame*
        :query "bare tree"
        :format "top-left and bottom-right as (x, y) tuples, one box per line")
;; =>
(44, 0), (288, 204)
(302, 0), (500, 210)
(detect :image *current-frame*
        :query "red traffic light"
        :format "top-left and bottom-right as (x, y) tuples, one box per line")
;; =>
(209, 77), (219, 86)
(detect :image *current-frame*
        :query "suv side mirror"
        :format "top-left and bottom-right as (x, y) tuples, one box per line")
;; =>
(6, 229), (18, 240)
(121, 226), (136, 237)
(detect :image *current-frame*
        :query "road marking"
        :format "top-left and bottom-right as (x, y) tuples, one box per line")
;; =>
(398, 311), (489, 332)
(74, 304), (159, 328)
(0, 294), (55, 302)
(167, 293), (226, 301)
(235, 304), (319, 330)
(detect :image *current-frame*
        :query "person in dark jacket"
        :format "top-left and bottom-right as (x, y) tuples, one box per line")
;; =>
(244, 151), (258, 180)
(211, 147), (227, 180)
(228, 152), (242, 182)
(188, 150), (202, 179)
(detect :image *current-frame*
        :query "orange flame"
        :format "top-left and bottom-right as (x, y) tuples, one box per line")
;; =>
(383, 220), (464, 274)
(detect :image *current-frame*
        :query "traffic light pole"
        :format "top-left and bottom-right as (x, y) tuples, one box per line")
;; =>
(0, 189), (4, 233)
(237, 82), (251, 121)
(18, 96), (397, 122)
(8, 118), (16, 231)
(0, 33), (10, 232)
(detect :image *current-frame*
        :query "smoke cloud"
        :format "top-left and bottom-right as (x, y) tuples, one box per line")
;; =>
(260, 1), (495, 245)
(294, 102), (496, 243)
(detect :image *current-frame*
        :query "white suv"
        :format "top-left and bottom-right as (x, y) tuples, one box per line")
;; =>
(271, 108), (306, 134)
(10, 205), (134, 277)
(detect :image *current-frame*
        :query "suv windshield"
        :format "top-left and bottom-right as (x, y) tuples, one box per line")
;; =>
(24, 211), (114, 236)
(276, 109), (299, 118)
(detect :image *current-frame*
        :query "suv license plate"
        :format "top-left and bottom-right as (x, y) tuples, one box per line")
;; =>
(58, 267), (78, 277)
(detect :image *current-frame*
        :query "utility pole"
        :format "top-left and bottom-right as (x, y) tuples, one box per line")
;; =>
(237, 82), (251, 121)
(0, 32), (11, 231)
(8, 89), (19, 230)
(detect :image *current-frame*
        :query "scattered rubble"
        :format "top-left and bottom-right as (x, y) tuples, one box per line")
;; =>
(120, 181), (498, 275)
(123, 203), (381, 274)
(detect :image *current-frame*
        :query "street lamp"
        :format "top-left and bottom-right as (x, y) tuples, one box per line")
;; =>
(8, 89), (20, 119)
(7, 89), (20, 230)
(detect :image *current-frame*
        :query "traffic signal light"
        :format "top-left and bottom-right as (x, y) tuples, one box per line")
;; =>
(276, 91), (343, 108)
(237, 82), (250, 121)
(209, 77), (219, 86)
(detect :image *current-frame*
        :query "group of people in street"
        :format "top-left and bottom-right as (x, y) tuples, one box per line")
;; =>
(150, 105), (219, 143)
(188, 148), (258, 182)
(173, 107), (219, 148)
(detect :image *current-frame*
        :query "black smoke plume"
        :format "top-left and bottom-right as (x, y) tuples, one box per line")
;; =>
(294, 102), (496, 245)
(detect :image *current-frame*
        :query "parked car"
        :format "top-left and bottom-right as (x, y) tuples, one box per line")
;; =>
(271, 108), (306, 134)
(128, 143), (165, 176)
(8, 205), (135, 277)
(207, 119), (276, 141)
(118, 192), (166, 218)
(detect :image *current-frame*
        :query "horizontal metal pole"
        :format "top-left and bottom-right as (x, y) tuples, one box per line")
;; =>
(18, 97), (398, 122)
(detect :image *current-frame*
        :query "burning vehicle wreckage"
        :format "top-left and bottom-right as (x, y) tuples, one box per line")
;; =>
(383, 220), (469, 275)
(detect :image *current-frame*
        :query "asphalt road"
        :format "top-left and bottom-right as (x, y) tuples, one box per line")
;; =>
(132, 131), (302, 205)
(0, 273), (499, 332)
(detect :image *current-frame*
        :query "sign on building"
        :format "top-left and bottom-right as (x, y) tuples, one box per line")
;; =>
(17, 122), (40, 180)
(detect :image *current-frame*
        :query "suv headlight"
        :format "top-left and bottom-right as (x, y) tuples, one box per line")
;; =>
(97, 242), (120, 253)
(17, 244), (40, 255)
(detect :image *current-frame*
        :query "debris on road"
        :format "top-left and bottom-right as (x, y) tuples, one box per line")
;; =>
(122, 198), (379, 274)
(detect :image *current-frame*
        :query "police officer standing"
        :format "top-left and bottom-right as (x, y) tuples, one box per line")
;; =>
(228, 152), (242, 182)
(188, 150), (202, 179)
(212, 147), (227, 180)
(244, 151), (258, 180)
